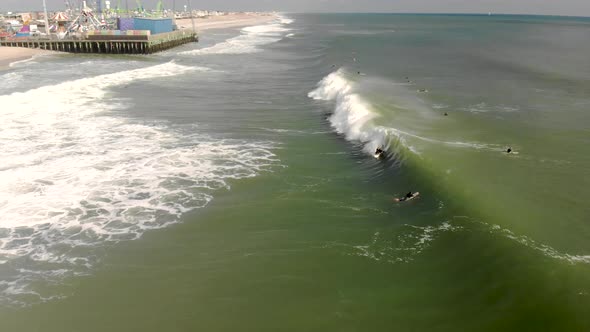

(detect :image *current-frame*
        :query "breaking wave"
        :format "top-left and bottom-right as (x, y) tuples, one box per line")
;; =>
(180, 16), (293, 55)
(308, 69), (415, 158)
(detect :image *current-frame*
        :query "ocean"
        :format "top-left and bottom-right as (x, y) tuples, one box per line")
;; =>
(1, 13), (589, 331)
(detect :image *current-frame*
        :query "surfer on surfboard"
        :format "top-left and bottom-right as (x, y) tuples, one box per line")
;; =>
(393, 191), (420, 202)
(374, 146), (385, 159)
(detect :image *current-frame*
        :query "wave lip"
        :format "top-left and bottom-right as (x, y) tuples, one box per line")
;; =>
(0, 62), (280, 306)
(309, 69), (396, 155)
(181, 16), (293, 55)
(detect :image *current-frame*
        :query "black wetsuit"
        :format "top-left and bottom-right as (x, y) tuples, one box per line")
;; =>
(399, 192), (414, 202)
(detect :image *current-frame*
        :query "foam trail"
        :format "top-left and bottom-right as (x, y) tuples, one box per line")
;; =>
(482, 223), (590, 265)
(180, 16), (293, 55)
(327, 219), (590, 266)
(321, 221), (463, 264)
(0, 62), (279, 306)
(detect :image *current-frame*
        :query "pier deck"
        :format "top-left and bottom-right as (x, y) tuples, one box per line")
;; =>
(0, 30), (198, 54)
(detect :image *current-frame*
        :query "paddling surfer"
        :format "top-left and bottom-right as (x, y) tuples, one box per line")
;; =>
(393, 191), (418, 202)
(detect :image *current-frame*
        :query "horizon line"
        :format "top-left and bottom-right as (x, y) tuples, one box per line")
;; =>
(0, 9), (589, 19)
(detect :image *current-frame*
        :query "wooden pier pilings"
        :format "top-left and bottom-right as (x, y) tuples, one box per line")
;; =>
(0, 30), (198, 55)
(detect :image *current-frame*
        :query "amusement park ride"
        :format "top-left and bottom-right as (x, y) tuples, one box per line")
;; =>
(41, 0), (172, 38)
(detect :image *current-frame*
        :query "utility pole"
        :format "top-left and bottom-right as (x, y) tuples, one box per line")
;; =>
(42, 0), (50, 36)
(172, 0), (177, 25)
(187, 0), (195, 33)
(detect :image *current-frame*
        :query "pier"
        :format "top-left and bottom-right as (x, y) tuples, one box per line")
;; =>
(0, 30), (198, 54)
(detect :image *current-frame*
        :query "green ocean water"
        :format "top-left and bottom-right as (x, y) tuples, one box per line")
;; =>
(0, 14), (589, 331)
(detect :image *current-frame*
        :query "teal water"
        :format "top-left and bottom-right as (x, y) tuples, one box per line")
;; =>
(0, 14), (589, 331)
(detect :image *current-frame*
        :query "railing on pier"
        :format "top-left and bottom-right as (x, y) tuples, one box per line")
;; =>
(0, 30), (198, 54)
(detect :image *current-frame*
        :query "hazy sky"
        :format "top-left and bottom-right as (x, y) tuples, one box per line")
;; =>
(3, 0), (590, 17)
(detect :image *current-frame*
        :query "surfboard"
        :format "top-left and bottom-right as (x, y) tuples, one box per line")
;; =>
(393, 192), (420, 202)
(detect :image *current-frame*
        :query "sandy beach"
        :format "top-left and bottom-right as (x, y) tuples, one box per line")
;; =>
(176, 13), (277, 32)
(0, 47), (54, 69)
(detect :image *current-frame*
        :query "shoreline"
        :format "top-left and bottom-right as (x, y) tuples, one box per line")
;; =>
(0, 47), (55, 70)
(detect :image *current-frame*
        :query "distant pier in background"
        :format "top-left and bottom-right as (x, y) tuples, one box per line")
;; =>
(0, 30), (198, 54)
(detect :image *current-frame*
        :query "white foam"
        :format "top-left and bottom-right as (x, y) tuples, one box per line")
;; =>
(181, 17), (292, 56)
(463, 102), (520, 114)
(0, 62), (280, 306)
(308, 70), (374, 142)
(337, 221), (462, 264)
(0, 72), (24, 92)
(483, 223), (590, 265)
(343, 218), (590, 266)
(309, 69), (412, 156)
(8, 57), (36, 68)
(308, 70), (509, 157)
(278, 15), (294, 25)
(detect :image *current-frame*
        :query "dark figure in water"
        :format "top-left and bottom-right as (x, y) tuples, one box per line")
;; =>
(506, 147), (512, 153)
(395, 192), (414, 202)
(444, 112), (448, 116)
(331, 64), (336, 68)
(375, 147), (384, 155)
(358, 71), (361, 75)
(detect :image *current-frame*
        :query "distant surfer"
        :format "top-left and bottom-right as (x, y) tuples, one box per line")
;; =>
(358, 71), (361, 75)
(506, 147), (512, 154)
(444, 112), (448, 116)
(393, 191), (420, 202)
(331, 64), (336, 68)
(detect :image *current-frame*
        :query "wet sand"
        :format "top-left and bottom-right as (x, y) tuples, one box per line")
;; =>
(0, 47), (54, 69)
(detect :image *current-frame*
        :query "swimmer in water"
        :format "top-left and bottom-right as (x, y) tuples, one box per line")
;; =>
(506, 147), (512, 153)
